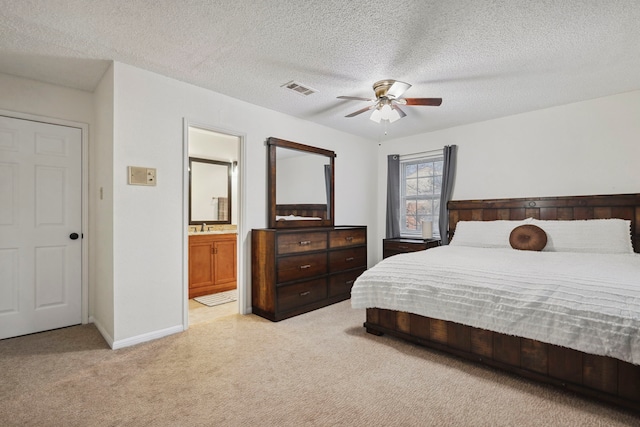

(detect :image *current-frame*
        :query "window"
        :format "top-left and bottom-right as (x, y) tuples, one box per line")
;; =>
(400, 155), (443, 238)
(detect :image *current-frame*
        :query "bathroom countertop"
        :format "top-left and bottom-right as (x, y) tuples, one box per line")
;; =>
(188, 230), (237, 236)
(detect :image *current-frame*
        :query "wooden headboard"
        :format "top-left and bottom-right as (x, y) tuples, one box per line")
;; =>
(275, 204), (327, 219)
(448, 193), (640, 253)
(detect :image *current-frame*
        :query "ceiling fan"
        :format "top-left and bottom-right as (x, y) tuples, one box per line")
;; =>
(337, 79), (442, 123)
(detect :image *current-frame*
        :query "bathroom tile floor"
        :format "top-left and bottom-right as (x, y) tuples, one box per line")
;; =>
(188, 298), (237, 325)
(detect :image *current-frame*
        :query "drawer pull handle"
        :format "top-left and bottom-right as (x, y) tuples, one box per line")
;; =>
(345, 257), (354, 262)
(399, 245), (408, 249)
(299, 264), (311, 269)
(345, 236), (353, 241)
(345, 280), (355, 285)
(299, 240), (311, 246)
(300, 291), (311, 297)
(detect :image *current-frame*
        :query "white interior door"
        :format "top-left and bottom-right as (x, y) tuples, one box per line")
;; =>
(0, 116), (82, 340)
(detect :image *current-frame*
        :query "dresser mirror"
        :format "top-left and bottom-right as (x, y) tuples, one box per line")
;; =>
(189, 157), (232, 225)
(267, 137), (335, 229)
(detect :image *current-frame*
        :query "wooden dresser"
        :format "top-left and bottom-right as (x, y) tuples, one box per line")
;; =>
(189, 233), (237, 299)
(251, 226), (367, 321)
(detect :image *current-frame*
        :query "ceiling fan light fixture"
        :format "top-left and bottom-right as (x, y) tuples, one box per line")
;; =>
(340, 79), (441, 122)
(381, 103), (401, 122)
(387, 110), (401, 123)
(370, 102), (401, 123)
(369, 107), (382, 123)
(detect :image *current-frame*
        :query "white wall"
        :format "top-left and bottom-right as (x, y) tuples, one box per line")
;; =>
(377, 90), (640, 259)
(0, 73), (94, 124)
(91, 64), (115, 342)
(110, 62), (377, 344)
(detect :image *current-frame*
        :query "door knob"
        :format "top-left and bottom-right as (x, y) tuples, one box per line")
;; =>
(69, 233), (79, 240)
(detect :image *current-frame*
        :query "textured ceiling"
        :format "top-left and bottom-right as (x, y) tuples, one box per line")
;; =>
(1, 0), (640, 141)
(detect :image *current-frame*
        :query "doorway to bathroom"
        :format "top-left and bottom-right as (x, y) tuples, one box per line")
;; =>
(185, 124), (242, 325)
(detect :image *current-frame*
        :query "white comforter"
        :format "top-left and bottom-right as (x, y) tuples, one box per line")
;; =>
(351, 246), (640, 364)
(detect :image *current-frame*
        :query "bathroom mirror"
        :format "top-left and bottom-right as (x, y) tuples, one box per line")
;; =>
(189, 157), (232, 225)
(267, 137), (335, 229)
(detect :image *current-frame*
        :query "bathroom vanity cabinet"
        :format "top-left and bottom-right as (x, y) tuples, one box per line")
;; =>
(188, 233), (237, 299)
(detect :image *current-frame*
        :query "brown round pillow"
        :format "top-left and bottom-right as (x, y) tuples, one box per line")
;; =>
(509, 224), (547, 251)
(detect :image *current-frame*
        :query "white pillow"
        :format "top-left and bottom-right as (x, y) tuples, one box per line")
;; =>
(450, 219), (532, 248)
(531, 218), (633, 254)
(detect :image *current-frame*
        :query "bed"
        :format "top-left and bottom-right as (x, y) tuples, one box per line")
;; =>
(352, 193), (640, 412)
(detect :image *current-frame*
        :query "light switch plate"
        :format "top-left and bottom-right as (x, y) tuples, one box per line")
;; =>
(128, 166), (157, 186)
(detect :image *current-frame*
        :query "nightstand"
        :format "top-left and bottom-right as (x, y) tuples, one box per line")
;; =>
(382, 237), (440, 259)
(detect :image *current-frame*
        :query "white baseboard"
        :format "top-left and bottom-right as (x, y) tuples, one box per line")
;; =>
(89, 317), (183, 350)
(89, 316), (114, 348)
(111, 325), (184, 350)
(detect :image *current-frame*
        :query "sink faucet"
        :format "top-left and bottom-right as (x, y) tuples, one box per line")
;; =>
(201, 223), (206, 232)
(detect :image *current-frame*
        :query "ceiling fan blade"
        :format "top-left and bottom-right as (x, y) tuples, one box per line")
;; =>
(387, 81), (411, 98)
(403, 98), (443, 106)
(345, 105), (375, 117)
(337, 96), (374, 101)
(391, 104), (406, 118)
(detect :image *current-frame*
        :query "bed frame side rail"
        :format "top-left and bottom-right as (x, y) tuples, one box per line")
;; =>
(365, 308), (640, 413)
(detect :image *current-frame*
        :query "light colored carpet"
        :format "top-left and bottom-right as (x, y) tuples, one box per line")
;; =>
(193, 289), (237, 307)
(0, 301), (638, 426)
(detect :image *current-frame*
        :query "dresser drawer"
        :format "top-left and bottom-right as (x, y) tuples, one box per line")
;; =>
(252, 226), (366, 322)
(329, 268), (365, 297)
(329, 228), (366, 248)
(277, 231), (327, 255)
(328, 246), (367, 273)
(277, 278), (327, 312)
(277, 252), (327, 283)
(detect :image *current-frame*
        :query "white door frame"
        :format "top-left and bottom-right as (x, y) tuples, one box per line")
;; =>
(182, 119), (247, 329)
(0, 109), (89, 324)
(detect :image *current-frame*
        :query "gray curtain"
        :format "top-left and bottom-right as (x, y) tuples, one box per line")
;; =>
(324, 164), (331, 220)
(438, 145), (457, 244)
(386, 154), (400, 238)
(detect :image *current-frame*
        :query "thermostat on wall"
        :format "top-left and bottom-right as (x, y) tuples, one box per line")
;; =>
(128, 166), (156, 186)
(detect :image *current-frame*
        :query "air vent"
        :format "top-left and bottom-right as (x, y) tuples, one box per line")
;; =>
(282, 80), (318, 96)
